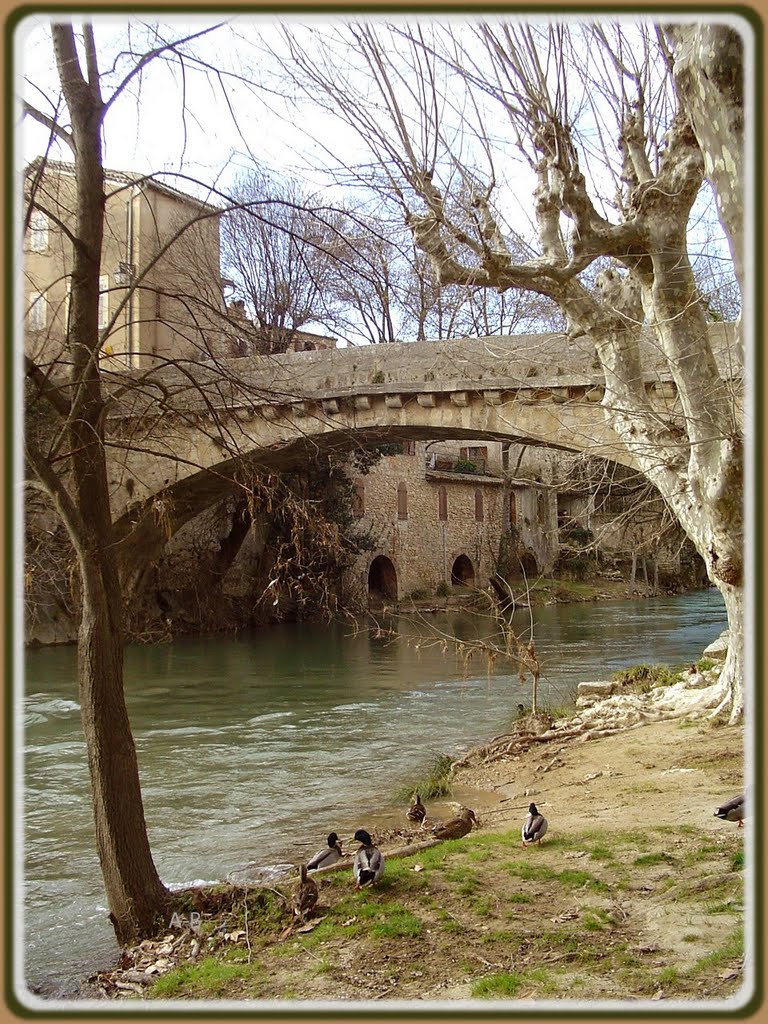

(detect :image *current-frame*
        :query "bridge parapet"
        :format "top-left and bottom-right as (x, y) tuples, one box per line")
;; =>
(108, 322), (737, 423)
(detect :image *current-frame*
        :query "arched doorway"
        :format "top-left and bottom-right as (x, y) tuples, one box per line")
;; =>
(519, 551), (538, 577)
(451, 554), (475, 587)
(368, 555), (398, 599)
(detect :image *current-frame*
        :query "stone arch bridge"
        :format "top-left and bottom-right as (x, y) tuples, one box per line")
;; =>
(108, 324), (736, 589)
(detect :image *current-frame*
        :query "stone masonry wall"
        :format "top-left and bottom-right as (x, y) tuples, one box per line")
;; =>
(349, 440), (557, 599)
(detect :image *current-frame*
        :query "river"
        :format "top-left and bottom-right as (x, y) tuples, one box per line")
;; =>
(20, 589), (727, 997)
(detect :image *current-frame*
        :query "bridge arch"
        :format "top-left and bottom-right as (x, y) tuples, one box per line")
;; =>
(368, 555), (398, 600)
(451, 554), (475, 587)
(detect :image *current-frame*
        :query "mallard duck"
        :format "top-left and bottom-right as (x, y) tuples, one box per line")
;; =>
(431, 806), (476, 840)
(306, 832), (343, 871)
(521, 802), (548, 846)
(291, 863), (318, 920)
(714, 793), (745, 827)
(406, 793), (427, 825)
(352, 829), (385, 889)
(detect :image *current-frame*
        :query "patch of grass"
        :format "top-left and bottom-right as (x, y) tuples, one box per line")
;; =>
(470, 895), (494, 916)
(394, 752), (455, 801)
(580, 827), (649, 847)
(658, 966), (679, 985)
(689, 928), (743, 976)
(696, 657), (716, 671)
(633, 852), (677, 867)
(370, 908), (423, 939)
(682, 933), (700, 943)
(731, 849), (744, 870)
(557, 868), (609, 891)
(506, 891), (533, 904)
(582, 907), (614, 931)
(612, 663), (678, 691)
(503, 858), (558, 882)
(685, 843), (723, 863)
(439, 912), (463, 934)
(503, 856), (607, 890)
(525, 967), (558, 994)
(149, 958), (252, 999)
(295, 917), (360, 947)
(471, 971), (524, 998)
(706, 900), (740, 915)
(445, 865), (482, 895)
(589, 845), (615, 861)
(539, 702), (574, 721)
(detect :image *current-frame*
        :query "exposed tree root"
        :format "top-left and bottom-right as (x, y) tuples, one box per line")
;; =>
(453, 663), (736, 771)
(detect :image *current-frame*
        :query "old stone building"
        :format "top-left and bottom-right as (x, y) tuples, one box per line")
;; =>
(23, 158), (229, 370)
(348, 437), (699, 604)
(349, 439), (557, 602)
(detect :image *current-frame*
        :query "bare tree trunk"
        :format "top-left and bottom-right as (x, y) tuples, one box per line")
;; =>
(49, 22), (169, 943)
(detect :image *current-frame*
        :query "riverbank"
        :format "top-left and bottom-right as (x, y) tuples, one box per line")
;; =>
(83, 678), (747, 1008)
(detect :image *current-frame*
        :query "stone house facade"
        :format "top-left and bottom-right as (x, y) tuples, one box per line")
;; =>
(23, 158), (226, 370)
(349, 437), (697, 604)
(349, 439), (560, 601)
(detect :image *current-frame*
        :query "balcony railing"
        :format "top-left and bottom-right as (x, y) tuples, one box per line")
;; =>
(426, 453), (490, 476)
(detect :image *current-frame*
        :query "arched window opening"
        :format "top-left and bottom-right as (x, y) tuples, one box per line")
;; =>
(537, 492), (546, 523)
(474, 488), (484, 522)
(438, 486), (448, 521)
(520, 552), (538, 578)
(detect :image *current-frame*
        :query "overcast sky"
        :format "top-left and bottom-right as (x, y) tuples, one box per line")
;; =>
(16, 16), (379, 197)
(16, 14), (740, 343)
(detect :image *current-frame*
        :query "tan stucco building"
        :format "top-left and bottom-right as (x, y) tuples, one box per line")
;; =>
(23, 158), (226, 370)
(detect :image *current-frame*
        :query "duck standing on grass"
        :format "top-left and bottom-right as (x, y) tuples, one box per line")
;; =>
(352, 829), (385, 889)
(432, 806), (476, 840)
(406, 793), (427, 825)
(521, 802), (548, 846)
(306, 832), (344, 871)
(291, 863), (319, 920)
(714, 794), (746, 828)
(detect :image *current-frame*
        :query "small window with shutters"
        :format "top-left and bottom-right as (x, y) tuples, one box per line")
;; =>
(27, 291), (47, 331)
(508, 490), (517, 527)
(438, 486), (448, 521)
(397, 482), (408, 520)
(28, 209), (49, 252)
